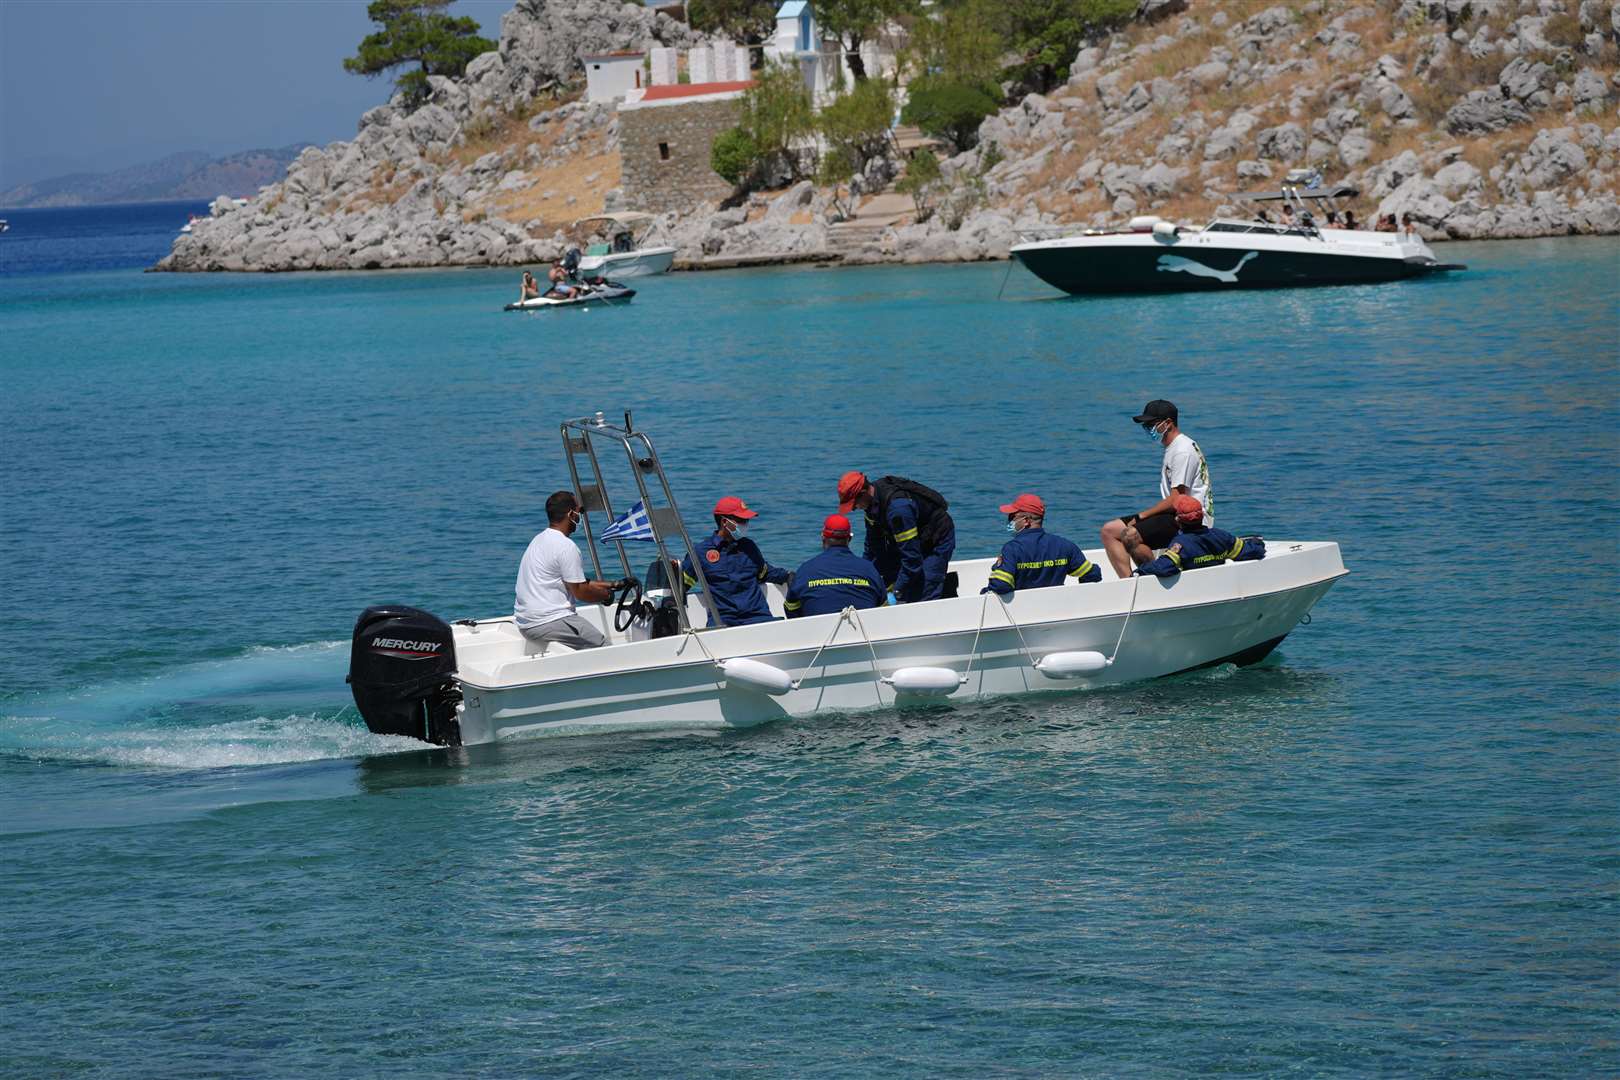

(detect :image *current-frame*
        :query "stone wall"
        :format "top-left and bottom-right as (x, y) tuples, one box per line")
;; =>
(619, 99), (739, 214)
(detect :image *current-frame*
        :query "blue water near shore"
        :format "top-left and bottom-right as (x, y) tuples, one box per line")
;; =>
(2, 210), (1617, 1076)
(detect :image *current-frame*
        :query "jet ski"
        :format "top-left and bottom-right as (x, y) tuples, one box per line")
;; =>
(504, 282), (636, 311)
(506, 247), (636, 311)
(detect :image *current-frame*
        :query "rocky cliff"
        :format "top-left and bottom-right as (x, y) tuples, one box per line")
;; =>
(156, 0), (1620, 274)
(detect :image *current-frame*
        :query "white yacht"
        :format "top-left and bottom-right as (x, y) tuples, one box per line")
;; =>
(1011, 169), (1464, 294)
(574, 213), (677, 278)
(347, 413), (1348, 747)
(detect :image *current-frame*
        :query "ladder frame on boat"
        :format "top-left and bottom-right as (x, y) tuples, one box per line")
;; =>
(560, 412), (722, 634)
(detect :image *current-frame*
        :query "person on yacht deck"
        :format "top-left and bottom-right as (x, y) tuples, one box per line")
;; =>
(983, 494), (1100, 597)
(681, 496), (791, 627)
(1100, 399), (1214, 579)
(514, 490), (623, 651)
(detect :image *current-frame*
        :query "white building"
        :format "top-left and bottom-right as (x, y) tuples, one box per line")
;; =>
(761, 1), (896, 105)
(583, 51), (648, 104)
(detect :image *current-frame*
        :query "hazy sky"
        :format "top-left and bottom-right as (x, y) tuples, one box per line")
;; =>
(0, 0), (514, 188)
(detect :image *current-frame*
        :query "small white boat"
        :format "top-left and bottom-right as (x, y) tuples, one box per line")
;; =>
(574, 212), (676, 278)
(347, 414), (1348, 747)
(0, 219), (9, 234)
(1011, 168), (1464, 294)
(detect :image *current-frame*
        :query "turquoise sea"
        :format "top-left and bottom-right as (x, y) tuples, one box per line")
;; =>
(2, 206), (1617, 1076)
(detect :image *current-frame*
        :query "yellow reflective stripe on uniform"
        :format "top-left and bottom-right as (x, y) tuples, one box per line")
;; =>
(682, 571), (698, 586)
(1015, 558), (1069, 569)
(1166, 549), (1183, 567)
(1067, 560), (1095, 578)
(1224, 538), (1243, 560)
(757, 565), (769, 579)
(783, 599), (801, 610)
(990, 569), (1016, 585)
(892, 527), (919, 542)
(807, 577), (869, 587)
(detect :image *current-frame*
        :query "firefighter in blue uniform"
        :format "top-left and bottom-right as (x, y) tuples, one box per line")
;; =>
(983, 493), (1102, 596)
(1134, 495), (1264, 578)
(783, 514), (886, 618)
(680, 496), (791, 626)
(836, 470), (957, 603)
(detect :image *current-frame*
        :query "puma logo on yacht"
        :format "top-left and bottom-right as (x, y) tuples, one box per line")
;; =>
(1156, 251), (1259, 283)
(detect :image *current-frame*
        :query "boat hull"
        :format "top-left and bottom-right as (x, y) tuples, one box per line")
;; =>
(503, 285), (635, 311)
(448, 542), (1347, 745)
(577, 246), (676, 278)
(1011, 230), (1447, 295)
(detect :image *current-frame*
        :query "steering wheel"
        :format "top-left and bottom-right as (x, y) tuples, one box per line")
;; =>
(613, 578), (645, 633)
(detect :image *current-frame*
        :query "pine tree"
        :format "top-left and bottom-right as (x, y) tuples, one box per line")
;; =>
(344, 0), (495, 110)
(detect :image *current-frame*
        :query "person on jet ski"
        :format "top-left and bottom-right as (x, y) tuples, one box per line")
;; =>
(545, 262), (580, 300)
(520, 270), (541, 301)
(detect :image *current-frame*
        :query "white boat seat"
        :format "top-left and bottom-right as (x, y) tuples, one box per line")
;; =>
(522, 638), (576, 657)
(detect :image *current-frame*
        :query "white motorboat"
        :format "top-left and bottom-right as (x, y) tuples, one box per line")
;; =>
(573, 212), (677, 278)
(347, 414), (1347, 747)
(1011, 169), (1464, 294)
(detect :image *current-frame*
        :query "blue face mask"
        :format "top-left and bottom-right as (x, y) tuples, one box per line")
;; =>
(730, 520), (749, 539)
(1144, 421), (1165, 442)
(1006, 519), (1019, 533)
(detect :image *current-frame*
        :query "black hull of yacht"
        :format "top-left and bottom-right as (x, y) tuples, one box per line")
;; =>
(1012, 243), (1440, 295)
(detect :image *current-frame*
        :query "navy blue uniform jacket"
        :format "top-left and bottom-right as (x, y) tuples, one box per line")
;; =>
(681, 532), (790, 626)
(1135, 525), (1262, 577)
(984, 527), (1101, 595)
(784, 545), (886, 618)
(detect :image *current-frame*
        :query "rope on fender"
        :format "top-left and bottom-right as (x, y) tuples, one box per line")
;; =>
(845, 607), (888, 702)
(1108, 575), (1142, 666)
(790, 608), (856, 691)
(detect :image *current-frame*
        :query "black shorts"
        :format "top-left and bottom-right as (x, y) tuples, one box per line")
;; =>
(1121, 510), (1179, 550)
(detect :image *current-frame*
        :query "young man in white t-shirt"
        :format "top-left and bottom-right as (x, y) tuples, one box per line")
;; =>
(1099, 399), (1214, 578)
(514, 490), (624, 650)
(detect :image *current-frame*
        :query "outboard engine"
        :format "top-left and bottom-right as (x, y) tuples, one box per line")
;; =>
(347, 605), (462, 746)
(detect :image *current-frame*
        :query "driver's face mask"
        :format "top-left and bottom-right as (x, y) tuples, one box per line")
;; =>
(1144, 420), (1166, 442)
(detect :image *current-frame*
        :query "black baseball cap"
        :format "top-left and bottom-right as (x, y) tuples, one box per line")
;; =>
(1132, 399), (1177, 425)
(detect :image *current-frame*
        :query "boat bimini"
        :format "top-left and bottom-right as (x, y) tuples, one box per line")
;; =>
(347, 413), (1348, 747)
(1010, 168), (1465, 294)
(574, 212), (677, 278)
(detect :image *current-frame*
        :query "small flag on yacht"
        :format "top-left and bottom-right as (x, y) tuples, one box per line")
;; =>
(599, 501), (655, 542)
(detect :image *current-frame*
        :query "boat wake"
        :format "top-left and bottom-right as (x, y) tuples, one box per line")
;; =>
(0, 642), (429, 769)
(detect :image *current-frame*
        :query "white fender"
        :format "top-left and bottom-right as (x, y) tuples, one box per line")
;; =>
(1152, 220), (1180, 244)
(884, 666), (962, 696)
(1035, 651), (1111, 679)
(718, 656), (792, 696)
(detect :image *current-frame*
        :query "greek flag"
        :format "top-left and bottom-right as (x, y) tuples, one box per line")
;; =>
(599, 501), (655, 543)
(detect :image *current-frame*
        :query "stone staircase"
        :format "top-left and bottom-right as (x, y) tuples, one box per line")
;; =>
(826, 191), (913, 259)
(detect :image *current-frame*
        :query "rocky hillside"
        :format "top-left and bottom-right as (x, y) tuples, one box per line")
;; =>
(157, 0), (1620, 273)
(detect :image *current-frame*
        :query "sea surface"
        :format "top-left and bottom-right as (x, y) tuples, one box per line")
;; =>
(2, 206), (1617, 1077)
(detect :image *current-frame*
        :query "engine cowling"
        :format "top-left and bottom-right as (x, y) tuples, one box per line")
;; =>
(347, 605), (462, 746)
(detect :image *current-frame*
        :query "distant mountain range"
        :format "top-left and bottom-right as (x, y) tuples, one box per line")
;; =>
(0, 144), (311, 208)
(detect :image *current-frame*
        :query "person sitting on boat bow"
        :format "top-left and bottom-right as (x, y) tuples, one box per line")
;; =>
(984, 494), (1101, 597)
(784, 514), (886, 618)
(681, 496), (791, 627)
(1101, 399), (1214, 579)
(514, 490), (631, 651)
(1134, 496), (1263, 578)
(837, 471), (957, 604)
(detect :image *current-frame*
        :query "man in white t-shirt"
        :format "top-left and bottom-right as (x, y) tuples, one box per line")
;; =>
(514, 490), (624, 650)
(1099, 399), (1214, 578)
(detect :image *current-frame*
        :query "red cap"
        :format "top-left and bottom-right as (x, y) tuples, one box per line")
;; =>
(1173, 494), (1204, 524)
(836, 470), (868, 513)
(998, 493), (1046, 517)
(713, 496), (758, 519)
(822, 513), (852, 540)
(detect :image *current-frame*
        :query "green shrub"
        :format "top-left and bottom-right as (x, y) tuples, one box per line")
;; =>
(895, 147), (943, 220)
(738, 61), (817, 184)
(710, 126), (760, 186)
(818, 77), (897, 175)
(902, 77), (1000, 153)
